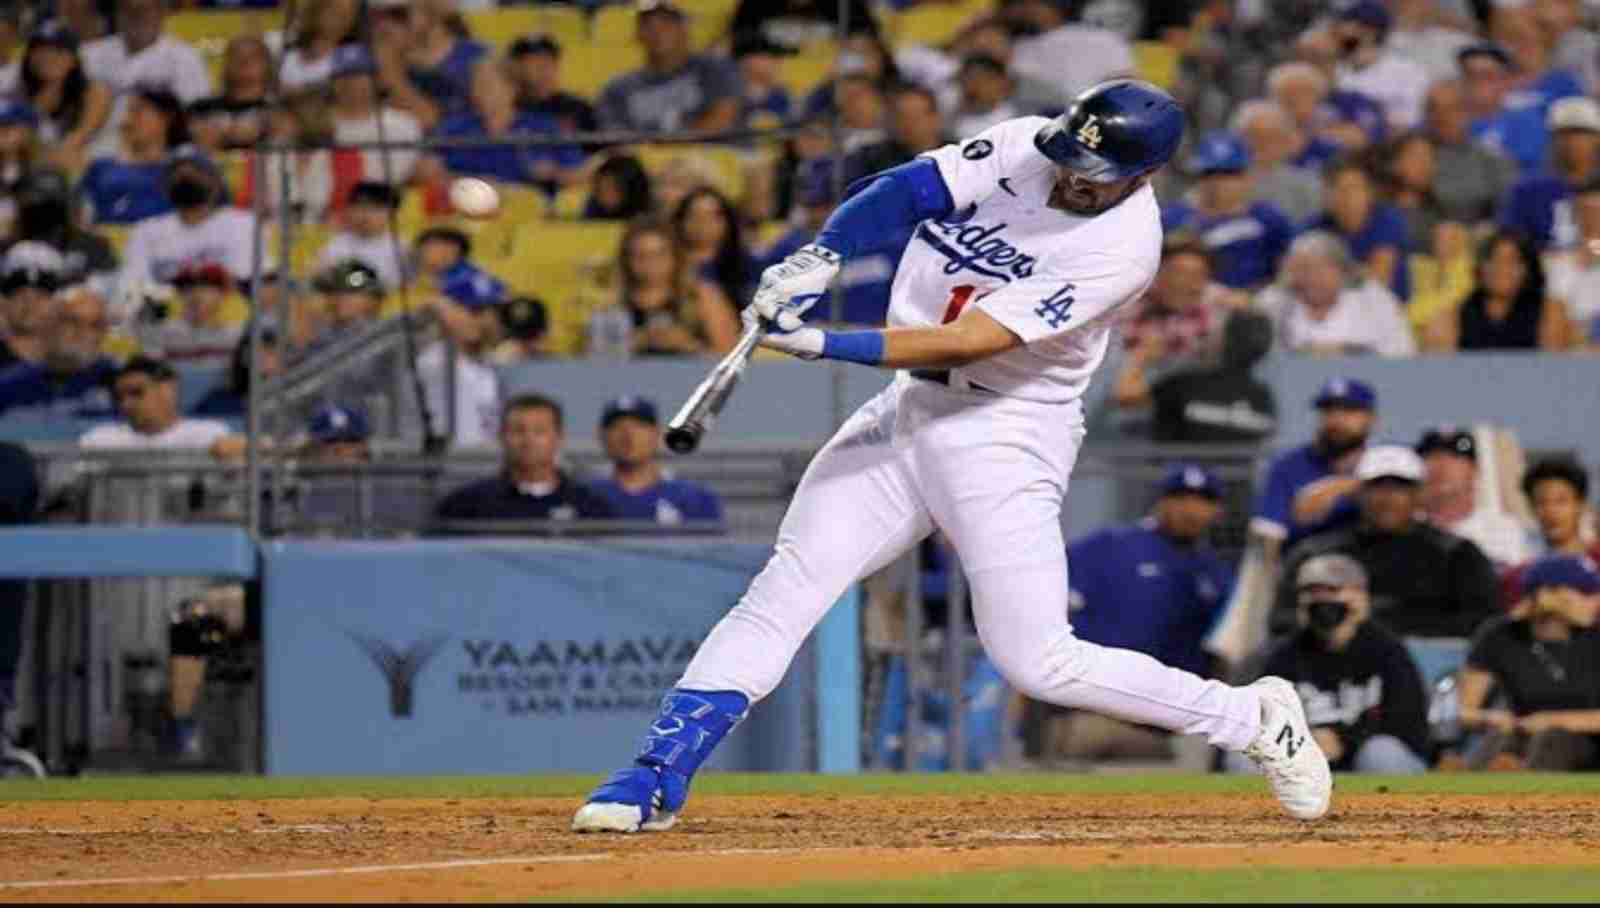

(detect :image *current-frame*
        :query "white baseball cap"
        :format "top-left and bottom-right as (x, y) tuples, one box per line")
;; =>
(1549, 96), (1600, 133)
(1356, 445), (1424, 483)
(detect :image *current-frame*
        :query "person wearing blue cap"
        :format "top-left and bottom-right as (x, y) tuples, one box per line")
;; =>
(330, 43), (424, 185)
(1330, 0), (1430, 131)
(1160, 131), (1294, 290)
(415, 260), (507, 448)
(588, 395), (723, 527)
(1033, 462), (1233, 760)
(1251, 376), (1378, 552)
(1456, 554), (1600, 770)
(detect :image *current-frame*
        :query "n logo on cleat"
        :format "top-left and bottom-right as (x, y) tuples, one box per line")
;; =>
(1276, 723), (1302, 758)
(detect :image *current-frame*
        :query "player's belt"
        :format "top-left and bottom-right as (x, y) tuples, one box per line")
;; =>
(909, 369), (997, 394)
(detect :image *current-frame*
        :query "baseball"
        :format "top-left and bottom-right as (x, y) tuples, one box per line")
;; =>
(449, 177), (500, 218)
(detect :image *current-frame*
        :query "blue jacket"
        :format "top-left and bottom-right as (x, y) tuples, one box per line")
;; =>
(1067, 521), (1233, 678)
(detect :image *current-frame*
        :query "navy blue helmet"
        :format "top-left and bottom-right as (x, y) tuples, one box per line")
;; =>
(1034, 79), (1186, 183)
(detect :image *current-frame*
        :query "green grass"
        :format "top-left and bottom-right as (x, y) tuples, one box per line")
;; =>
(3, 771), (1600, 802)
(618, 866), (1600, 903)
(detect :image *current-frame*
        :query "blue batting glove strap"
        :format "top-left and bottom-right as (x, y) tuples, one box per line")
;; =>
(635, 689), (749, 776)
(820, 330), (886, 366)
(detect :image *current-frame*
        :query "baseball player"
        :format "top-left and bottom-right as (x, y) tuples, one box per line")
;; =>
(574, 80), (1331, 833)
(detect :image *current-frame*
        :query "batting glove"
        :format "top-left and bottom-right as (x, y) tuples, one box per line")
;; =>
(749, 243), (840, 332)
(743, 306), (824, 360)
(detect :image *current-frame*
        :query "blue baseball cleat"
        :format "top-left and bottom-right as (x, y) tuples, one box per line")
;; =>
(572, 689), (748, 833)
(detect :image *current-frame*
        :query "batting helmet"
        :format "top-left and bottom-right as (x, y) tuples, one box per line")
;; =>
(1034, 79), (1186, 183)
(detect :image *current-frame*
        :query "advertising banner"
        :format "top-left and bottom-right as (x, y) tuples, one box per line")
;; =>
(262, 540), (842, 775)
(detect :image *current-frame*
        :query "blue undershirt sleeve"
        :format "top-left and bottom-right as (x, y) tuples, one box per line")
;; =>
(814, 158), (955, 259)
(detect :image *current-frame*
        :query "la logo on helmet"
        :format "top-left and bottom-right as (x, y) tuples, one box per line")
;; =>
(1076, 114), (1103, 149)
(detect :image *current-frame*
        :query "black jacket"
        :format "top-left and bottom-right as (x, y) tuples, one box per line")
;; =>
(1273, 522), (1499, 638)
(1261, 621), (1431, 767)
(432, 471), (613, 529)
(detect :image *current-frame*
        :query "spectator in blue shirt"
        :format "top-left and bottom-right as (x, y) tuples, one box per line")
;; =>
(1068, 463), (1234, 678)
(733, 32), (793, 130)
(376, 0), (490, 132)
(1036, 463), (1233, 762)
(1251, 377), (1378, 553)
(588, 395), (723, 527)
(1161, 131), (1295, 290)
(1461, 42), (1551, 175)
(430, 61), (582, 191)
(1499, 96), (1600, 251)
(1308, 156), (1412, 301)
(78, 86), (182, 225)
(0, 283), (117, 421)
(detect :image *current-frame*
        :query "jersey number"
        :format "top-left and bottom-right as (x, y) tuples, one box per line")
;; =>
(941, 284), (990, 324)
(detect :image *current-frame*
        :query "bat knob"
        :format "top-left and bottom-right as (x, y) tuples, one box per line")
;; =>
(665, 426), (700, 454)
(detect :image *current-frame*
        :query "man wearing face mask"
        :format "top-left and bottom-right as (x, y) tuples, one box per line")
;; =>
(121, 146), (261, 298)
(1272, 445), (1499, 641)
(1251, 553), (1431, 773)
(1328, 2), (1430, 132)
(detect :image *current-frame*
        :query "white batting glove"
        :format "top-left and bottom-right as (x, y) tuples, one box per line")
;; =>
(749, 243), (840, 332)
(743, 306), (824, 360)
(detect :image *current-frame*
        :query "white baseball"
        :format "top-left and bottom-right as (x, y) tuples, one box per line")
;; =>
(449, 177), (500, 218)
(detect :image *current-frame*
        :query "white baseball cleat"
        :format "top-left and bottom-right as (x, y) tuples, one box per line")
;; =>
(571, 802), (678, 833)
(1243, 676), (1332, 821)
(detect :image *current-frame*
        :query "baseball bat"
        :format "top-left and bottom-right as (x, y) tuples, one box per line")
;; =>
(664, 319), (765, 454)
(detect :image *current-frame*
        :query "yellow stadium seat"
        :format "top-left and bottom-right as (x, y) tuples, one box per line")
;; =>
(550, 183), (590, 220)
(166, 9), (287, 50)
(592, 5), (637, 46)
(887, 0), (987, 47)
(1132, 41), (1180, 89)
(465, 6), (590, 50)
(511, 221), (627, 353)
(593, 1), (729, 50)
(288, 224), (332, 278)
(97, 224), (132, 256)
(777, 43), (835, 98)
(562, 44), (645, 99)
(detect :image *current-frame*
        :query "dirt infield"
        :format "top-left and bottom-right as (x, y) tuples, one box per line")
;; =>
(2, 790), (1598, 901)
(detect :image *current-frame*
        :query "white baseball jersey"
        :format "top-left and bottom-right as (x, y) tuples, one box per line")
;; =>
(888, 116), (1162, 404)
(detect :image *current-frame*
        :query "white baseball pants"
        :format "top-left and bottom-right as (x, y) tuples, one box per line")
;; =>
(680, 375), (1263, 752)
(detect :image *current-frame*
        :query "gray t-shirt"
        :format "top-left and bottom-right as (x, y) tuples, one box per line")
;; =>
(598, 55), (741, 133)
(1432, 141), (1516, 224)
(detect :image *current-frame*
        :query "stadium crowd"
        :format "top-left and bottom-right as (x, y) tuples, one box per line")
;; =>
(0, 0), (1598, 776)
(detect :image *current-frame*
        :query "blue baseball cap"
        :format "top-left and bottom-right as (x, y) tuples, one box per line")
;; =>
(1186, 130), (1250, 176)
(331, 44), (376, 78)
(1336, 0), (1391, 34)
(440, 263), (506, 310)
(1158, 462), (1222, 499)
(601, 395), (658, 427)
(1312, 377), (1377, 410)
(165, 143), (223, 184)
(1522, 554), (1600, 596)
(0, 98), (38, 128)
(308, 404), (370, 444)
